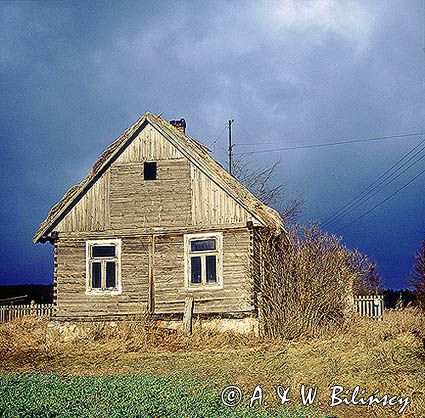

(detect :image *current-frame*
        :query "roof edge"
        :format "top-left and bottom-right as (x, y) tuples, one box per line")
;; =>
(34, 112), (285, 243)
(33, 113), (150, 243)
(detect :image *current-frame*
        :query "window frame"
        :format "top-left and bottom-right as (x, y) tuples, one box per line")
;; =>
(85, 238), (122, 295)
(143, 161), (157, 181)
(184, 232), (223, 290)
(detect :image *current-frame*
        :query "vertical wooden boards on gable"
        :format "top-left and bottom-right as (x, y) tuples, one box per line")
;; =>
(56, 171), (110, 233)
(54, 122), (256, 234)
(115, 123), (183, 163)
(191, 165), (250, 227)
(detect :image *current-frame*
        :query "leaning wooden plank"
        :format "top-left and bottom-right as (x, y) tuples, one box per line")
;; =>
(182, 296), (194, 335)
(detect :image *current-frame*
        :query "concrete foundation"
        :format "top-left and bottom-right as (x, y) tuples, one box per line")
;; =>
(46, 315), (259, 342)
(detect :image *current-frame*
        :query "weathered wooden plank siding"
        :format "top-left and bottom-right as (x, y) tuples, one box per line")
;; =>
(55, 229), (253, 317)
(52, 122), (259, 318)
(191, 165), (252, 227)
(56, 171), (110, 233)
(154, 229), (253, 314)
(56, 236), (150, 318)
(110, 159), (191, 229)
(116, 123), (183, 162)
(55, 123), (256, 235)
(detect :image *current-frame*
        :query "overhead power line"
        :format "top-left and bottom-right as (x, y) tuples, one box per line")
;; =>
(336, 166), (425, 233)
(234, 131), (425, 155)
(322, 138), (425, 228)
(208, 124), (227, 150)
(327, 148), (425, 228)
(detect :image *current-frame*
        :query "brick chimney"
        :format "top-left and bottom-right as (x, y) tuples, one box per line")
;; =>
(170, 118), (186, 134)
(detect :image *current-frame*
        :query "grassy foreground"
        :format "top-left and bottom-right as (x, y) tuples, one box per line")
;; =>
(0, 373), (313, 418)
(0, 309), (424, 417)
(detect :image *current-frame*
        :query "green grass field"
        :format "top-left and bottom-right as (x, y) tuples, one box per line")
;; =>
(0, 373), (315, 418)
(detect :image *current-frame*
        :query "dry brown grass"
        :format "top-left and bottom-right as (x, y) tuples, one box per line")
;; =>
(0, 308), (424, 417)
(0, 315), (51, 369)
(0, 314), (262, 372)
(80, 317), (264, 356)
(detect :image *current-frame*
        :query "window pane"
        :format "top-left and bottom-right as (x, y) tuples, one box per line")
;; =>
(92, 245), (115, 257)
(144, 162), (157, 180)
(206, 255), (217, 283)
(190, 239), (216, 252)
(190, 256), (202, 284)
(106, 261), (116, 288)
(91, 262), (102, 288)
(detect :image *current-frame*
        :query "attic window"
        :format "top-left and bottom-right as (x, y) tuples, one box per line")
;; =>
(144, 162), (157, 180)
(86, 239), (122, 295)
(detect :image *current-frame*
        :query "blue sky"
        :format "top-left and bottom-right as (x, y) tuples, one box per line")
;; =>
(0, 1), (424, 289)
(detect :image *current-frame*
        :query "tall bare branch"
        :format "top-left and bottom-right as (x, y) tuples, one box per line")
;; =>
(232, 154), (303, 222)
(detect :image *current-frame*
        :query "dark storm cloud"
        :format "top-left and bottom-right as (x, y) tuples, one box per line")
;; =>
(0, 1), (424, 286)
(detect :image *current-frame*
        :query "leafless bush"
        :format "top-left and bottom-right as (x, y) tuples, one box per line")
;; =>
(255, 224), (379, 340)
(410, 238), (425, 309)
(232, 155), (303, 222)
(232, 156), (284, 207)
(349, 250), (381, 295)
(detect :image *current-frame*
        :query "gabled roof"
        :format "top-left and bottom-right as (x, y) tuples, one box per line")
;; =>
(34, 112), (284, 243)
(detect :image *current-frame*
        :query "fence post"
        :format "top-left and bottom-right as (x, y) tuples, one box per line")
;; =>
(30, 300), (35, 316)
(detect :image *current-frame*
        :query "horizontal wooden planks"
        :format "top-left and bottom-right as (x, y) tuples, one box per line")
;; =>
(110, 160), (191, 229)
(55, 229), (254, 318)
(154, 229), (253, 314)
(56, 236), (150, 318)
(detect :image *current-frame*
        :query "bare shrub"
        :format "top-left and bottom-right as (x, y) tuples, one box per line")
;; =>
(232, 155), (303, 222)
(410, 238), (425, 309)
(348, 250), (381, 295)
(256, 223), (378, 340)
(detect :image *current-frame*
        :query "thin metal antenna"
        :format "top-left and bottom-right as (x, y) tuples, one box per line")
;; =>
(228, 119), (235, 174)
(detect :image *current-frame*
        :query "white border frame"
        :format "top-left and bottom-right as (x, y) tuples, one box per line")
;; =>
(184, 232), (223, 290)
(85, 238), (122, 295)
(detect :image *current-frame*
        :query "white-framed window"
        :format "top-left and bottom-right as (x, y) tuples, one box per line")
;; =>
(85, 239), (122, 295)
(184, 232), (223, 289)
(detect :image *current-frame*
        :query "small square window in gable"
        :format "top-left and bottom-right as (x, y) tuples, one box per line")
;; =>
(144, 162), (157, 180)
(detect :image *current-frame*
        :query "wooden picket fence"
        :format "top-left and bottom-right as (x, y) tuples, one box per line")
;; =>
(0, 301), (54, 324)
(354, 294), (384, 320)
(0, 296), (384, 323)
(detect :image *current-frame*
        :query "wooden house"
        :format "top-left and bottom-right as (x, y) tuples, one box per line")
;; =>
(34, 113), (284, 324)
